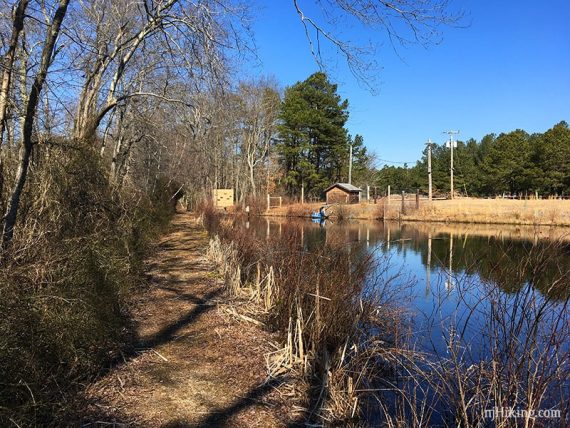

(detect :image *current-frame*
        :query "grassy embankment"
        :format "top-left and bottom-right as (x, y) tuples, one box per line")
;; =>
(0, 145), (178, 426)
(264, 197), (570, 226)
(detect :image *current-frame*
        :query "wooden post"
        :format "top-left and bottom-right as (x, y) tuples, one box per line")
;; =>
(401, 191), (405, 215)
(301, 185), (304, 204)
(279, 197), (282, 207)
(450, 138), (454, 199)
(426, 232), (432, 294)
(387, 185), (391, 203)
(427, 139), (433, 202)
(416, 189), (420, 209)
(367, 185), (370, 202)
(266, 193), (270, 212)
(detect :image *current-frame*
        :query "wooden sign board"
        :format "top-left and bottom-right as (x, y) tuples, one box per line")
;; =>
(214, 189), (234, 207)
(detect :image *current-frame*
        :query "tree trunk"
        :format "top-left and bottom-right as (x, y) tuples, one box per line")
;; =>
(2, 0), (70, 248)
(0, 0), (29, 144)
(2, 142), (31, 245)
(0, 0), (29, 208)
(249, 161), (256, 198)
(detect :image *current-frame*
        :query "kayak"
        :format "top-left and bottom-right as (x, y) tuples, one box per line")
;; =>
(311, 212), (328, 220)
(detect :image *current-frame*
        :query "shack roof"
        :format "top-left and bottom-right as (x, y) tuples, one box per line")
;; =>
(324, 183), (362, 193)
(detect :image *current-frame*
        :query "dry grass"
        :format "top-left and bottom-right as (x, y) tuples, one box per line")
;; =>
(265, 198), (570, 226)
(268, 201), (383, 220)
(202, 211), (409, 425)
(0, 145), (178, 426)
(400, 197), (570, 226)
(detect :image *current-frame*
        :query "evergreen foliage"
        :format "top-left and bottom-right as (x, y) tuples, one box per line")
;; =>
(376, 121), (570, 197)
(277, 72), (368, 196)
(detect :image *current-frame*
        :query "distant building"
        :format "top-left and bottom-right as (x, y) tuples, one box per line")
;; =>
(324, 183), (362, 204)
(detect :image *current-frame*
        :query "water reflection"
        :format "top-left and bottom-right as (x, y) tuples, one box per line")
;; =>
(247, 217), (570, 359)
(446, 233), (454, 291)
(244, 217), (570, 423)
(426, 232), (431, 294)
(250, 218), (570, 301)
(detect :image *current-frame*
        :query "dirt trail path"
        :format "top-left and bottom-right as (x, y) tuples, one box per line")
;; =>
(78, 213), (288, 427)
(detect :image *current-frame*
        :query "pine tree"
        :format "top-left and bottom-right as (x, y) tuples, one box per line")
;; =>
(481, 130), (532, 195)
(536, 121), (570, 195)
(277, 72), (349, 196)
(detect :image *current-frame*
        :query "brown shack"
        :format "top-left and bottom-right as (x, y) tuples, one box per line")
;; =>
(324, 183), (362, 204)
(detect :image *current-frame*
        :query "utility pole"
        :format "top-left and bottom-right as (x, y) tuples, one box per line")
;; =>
(443, 130), (459, 199)
(426, 138), (433, 202)
(348, 143), (353, 184)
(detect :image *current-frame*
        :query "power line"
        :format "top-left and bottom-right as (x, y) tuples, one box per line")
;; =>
(377, 158), (416, 165)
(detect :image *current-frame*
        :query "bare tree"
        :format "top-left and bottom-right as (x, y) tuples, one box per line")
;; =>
(0, 0), (29, 200)
(237, 79), (280, 198)
(0, 0), (28, 143)
(2, 0), (70, 247)
(292, 0), (462, 89)
(70, 0), (248, 145)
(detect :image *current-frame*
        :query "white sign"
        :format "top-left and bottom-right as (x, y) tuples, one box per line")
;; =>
(446, 141), (458, 148)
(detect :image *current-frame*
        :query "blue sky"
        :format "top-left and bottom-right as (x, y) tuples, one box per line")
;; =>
(245, 0), (570, 167)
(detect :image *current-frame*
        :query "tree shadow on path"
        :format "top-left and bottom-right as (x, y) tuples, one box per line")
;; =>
(161, 376), (289, 428)
(137, 288), (221, 350)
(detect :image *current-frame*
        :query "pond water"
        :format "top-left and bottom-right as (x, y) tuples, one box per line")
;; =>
(246, 218), (570, 357)
(244, 217), (570, 424)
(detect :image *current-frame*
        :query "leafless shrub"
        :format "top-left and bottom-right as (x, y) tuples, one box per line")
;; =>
(285, 203), (315, 217)
(197, 199), (220, 234)
(243, 195), (268, 216)
(335, 204), (349, 222)
(0, 143), (175, 426)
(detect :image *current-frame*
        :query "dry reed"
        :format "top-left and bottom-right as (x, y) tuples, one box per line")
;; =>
(201, 206), (570, 426)
(202, 210), (409, 425)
